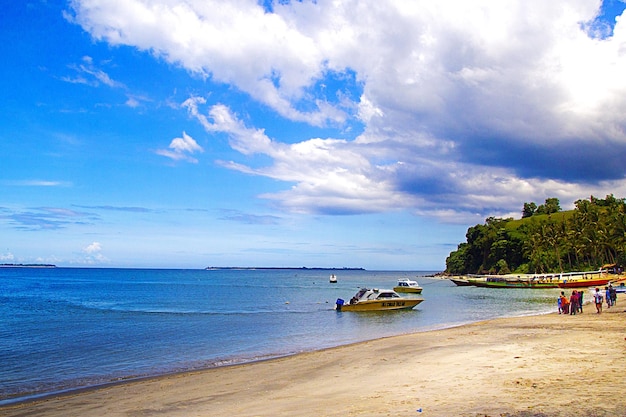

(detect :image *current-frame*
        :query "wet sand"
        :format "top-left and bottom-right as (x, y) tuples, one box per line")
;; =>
(2, 302), (625, 417)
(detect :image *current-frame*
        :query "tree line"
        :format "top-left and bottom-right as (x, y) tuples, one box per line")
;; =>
(445, 194), (626, 275)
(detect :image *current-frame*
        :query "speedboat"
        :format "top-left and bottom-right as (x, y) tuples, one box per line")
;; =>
(393, 278), (423, 294)
(335, 288), (423, 312)
(329, 274), (337, 283)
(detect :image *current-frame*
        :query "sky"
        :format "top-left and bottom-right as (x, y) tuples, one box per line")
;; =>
(2, 0), (626, 270)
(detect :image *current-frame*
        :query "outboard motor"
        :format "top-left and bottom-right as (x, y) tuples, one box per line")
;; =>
(335, 298), (345, 311)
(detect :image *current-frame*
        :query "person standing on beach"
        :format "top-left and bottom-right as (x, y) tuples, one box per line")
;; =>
(569, 290), (579, 315)
(557, 294), (563, 314)
(578, 290), (583, 313)
(605, 286), (612, 308)
(609, 285), (617, 306)
(559, 291), (570, 314)
(594, 288), (603, 314)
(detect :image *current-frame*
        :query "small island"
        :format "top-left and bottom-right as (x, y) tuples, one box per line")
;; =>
(205, 266), (365, 271)
(0, 263), (57, 268)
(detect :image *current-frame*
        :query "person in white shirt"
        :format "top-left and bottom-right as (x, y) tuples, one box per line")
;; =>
(594, 288), (604, 314)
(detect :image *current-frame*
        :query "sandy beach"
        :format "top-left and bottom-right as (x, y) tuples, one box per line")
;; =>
(2, 302), (625, 417)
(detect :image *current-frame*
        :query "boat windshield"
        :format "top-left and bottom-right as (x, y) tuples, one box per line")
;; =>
(377, 291), (400, 298)
(354, 288), (369, 299)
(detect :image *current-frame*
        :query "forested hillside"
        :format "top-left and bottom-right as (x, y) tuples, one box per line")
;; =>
(445, 195), (626, 275)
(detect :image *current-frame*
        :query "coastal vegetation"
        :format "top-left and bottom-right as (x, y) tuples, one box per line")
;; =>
(445, 194), (626, 275)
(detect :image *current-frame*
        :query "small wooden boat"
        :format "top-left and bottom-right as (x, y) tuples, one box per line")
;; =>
(466, 276), (559, 289)
(450, 277), (472, 286)
(335, 288), (423, 311)
(557, 277), (613, 288)
(554, 268), (619, 288)
(459, 268), (621, 289)
(393, 279), (423, 293)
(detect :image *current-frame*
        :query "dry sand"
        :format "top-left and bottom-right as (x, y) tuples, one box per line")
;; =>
(2, 302), (625, 417)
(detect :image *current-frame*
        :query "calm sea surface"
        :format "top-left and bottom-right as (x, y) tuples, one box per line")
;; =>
(0, 267), (562, 404)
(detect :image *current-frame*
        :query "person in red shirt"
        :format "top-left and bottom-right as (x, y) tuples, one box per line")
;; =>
(569, 290), (579, 315)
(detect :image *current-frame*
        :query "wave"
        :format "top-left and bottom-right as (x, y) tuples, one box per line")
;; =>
(60, 299), (334, 316)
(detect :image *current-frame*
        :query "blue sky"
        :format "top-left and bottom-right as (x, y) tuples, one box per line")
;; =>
(2, 0), (626, 269)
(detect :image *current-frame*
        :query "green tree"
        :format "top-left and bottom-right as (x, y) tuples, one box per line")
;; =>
(494, 259), (511, 274)
(536, 198), (561, 215)
(522, 202), (537, 218)
(445, 243), (468, 274)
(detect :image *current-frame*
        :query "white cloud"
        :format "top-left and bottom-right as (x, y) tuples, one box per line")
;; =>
(125, 97), (140, 108)
(0, 252), (15, 262)
(83, 241), (102, 254)
(68, 0), (345, 126)
(63, 55), (125, 89)
(169, 132), (203, 153)
(156, 131), (204, 163)
(70, 0), (626, 220)
(81, 241), (109, 264)
(1, 180), (72, 187)
(188, 101), (414, 214)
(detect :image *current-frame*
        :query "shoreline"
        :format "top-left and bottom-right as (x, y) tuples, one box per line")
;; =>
(2, 302), (625, 416)
(0, 307), (557, 408)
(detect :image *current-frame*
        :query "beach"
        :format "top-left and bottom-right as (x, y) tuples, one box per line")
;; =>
(2, 302), (625, 417)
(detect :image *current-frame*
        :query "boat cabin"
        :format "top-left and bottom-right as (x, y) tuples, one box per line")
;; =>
(396, 279), (419, 288)
(350, 288), (400, 304)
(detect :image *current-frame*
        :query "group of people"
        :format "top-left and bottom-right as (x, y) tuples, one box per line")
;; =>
(558, 285), (618, 315)
(598, 285), (618, 312)
(558, 290), (583, 314)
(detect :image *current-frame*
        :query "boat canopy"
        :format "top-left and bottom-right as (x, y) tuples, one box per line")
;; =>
(352, 288), (401, 301)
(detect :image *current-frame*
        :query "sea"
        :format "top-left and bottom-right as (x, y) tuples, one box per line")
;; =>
(0, 267), (563, 405)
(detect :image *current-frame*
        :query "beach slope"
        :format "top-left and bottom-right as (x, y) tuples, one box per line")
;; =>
(2, 306), (625, 417)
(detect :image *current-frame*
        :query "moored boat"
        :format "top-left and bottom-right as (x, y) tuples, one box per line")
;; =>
(554, 267), (619, 288)
(466, 276), (559, 289)
(335, 288), (423, 311)
(557, 277), (614, 288)
(457, 267), (623, 289)
(393, 278), (423, 293)
(329, 274), (337, 283)
(450, 277), (472, 286)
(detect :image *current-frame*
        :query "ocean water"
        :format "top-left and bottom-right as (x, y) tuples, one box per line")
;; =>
(0, 268), (562, 404)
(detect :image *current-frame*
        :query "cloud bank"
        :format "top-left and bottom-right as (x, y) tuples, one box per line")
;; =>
(69, 0), (626, 222)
